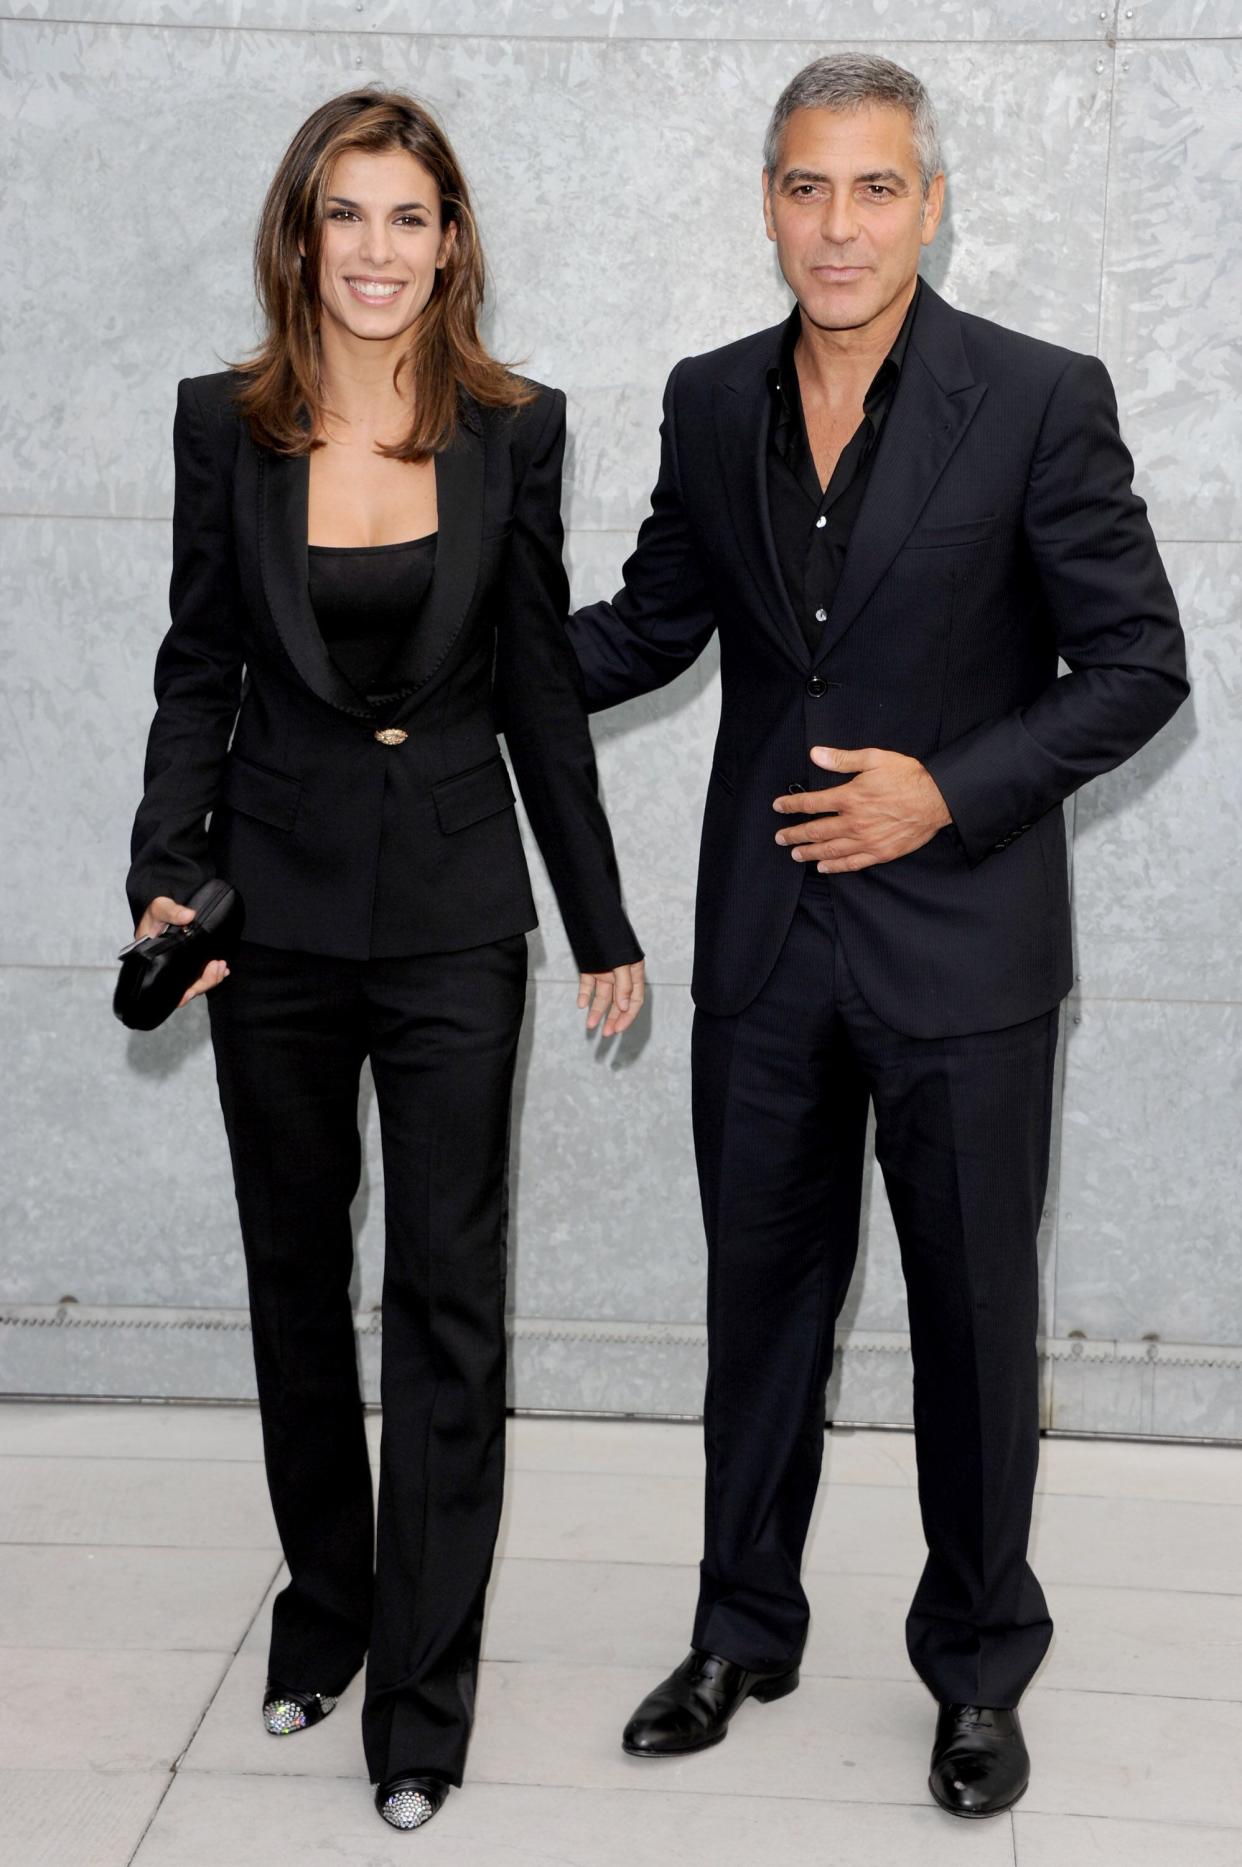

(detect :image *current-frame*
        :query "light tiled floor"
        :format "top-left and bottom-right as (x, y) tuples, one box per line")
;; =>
(0, 1405), (1239, 1866)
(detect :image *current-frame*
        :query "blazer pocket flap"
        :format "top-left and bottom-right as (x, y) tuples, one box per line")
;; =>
(905, 515), (998, 548)
(222, 754), (301, 833)
(432, 755), (516, 834)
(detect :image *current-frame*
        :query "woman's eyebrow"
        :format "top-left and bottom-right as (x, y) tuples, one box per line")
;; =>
(326, 194), (432, 212)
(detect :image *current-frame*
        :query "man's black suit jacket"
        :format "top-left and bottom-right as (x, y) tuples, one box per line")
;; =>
(569, 280), (1188, 1038)
(128, 373), (640, 973)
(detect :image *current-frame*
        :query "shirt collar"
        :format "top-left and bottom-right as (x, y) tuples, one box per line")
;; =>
(769, 274), (922, 415)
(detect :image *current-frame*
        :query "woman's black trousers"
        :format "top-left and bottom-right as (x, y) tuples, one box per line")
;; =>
(207, 933), (528, 1786)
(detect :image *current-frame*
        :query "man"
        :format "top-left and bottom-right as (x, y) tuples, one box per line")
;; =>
(568, 54), (1188, 1817)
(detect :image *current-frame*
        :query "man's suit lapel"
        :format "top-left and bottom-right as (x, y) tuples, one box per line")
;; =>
(813, 281), (987, 665)
(712, 336), (809, 671)
(255, 400), (485, 719)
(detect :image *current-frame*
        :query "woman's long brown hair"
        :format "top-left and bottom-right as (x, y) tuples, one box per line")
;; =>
(229, 87), (532, 458)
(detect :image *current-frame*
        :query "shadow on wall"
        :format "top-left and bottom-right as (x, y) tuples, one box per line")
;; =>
(124, 1000), (211, 1083)
(1073, 684), (1197, 836)
(501, 925), (659, 1374)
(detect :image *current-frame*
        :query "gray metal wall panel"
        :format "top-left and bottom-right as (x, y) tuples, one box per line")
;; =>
(1, 6), (1236, 1434)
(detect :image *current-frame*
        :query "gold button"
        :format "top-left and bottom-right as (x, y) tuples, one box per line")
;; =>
(374, 728), (408, 746)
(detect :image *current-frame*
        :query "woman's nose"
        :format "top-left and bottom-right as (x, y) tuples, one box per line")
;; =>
(358, 218), (395, 265)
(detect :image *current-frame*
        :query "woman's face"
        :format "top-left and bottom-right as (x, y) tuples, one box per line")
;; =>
(310, 145), (456, 345)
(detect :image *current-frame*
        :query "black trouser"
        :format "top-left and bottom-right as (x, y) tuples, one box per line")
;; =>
(690, 875), (1058, 1709)
(208, 934), (528, 1785)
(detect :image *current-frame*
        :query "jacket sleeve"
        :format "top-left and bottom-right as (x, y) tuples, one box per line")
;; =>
(493, 388), (643, 975)
(126, 377), (245, 925)
(566, 359), (718, 712)
(924, 351), (1189, 866)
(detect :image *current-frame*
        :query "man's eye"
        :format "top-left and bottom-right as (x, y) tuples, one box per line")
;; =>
(864, 185), (893, 199)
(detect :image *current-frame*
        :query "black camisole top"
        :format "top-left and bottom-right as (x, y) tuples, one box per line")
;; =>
(307, 532), (437, 700)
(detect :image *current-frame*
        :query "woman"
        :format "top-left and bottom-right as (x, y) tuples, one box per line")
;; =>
(126, 88), (644, 1831)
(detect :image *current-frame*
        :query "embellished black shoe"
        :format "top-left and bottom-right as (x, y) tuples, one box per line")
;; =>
(375, 1774), (450, 1831)
(261, 1681), (338, 1736)
(622, 1649), (800, 1757)
(928, 1703), (1030, 1817)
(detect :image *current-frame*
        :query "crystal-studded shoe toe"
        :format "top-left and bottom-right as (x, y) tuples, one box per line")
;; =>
(261, 1683), (338, 1736)
(375, 1773), (449, 1831)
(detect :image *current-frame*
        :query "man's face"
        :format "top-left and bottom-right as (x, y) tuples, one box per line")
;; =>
(763, 102), (944, 333)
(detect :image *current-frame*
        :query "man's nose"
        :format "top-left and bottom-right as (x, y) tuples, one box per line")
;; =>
(820, 195), (859, 248)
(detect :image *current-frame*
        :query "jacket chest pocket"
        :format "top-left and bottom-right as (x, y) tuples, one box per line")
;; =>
(903, 514), (998, 550)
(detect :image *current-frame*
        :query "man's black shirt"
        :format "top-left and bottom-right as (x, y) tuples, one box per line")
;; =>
(767, 279), (921, 657)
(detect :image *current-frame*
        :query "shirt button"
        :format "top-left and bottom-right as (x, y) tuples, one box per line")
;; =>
(807, 676), (828, 697)
(814, 607), (827, 623)
(816, 515), (827, 529)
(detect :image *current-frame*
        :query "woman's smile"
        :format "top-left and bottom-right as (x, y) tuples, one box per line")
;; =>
(343, 275), (406, 303)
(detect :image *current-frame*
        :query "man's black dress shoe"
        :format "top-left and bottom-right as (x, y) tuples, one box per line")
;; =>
(375, 1773), (449, 1831)
(261, 1681), (337, 1736)
(928, 1703), (1030, 1817)
(622, 1649), (800, 1757)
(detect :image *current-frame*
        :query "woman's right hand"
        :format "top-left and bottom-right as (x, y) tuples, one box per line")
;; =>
(577, 959), (646, 1038)
(136, 896), (230, 1008)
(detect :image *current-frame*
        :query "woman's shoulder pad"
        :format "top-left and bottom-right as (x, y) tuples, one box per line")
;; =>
(510, 374), (561, 405)
(179, 369), (247, 428)
(484, 377), (562, 426)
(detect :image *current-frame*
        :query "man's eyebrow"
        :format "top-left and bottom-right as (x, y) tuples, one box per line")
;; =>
(778, 167), (910, 188)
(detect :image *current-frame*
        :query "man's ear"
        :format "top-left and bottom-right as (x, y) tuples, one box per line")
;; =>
(920, 171), (946, 244)
(762, 169), (777, 243)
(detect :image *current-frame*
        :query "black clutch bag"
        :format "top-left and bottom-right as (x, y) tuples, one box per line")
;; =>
(113, 878), (245, 1032)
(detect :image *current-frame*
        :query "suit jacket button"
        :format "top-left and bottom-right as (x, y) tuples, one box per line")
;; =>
(374, 727), (408, 746)
(787, 780), (806, 793)
(806, 676), (828, 697)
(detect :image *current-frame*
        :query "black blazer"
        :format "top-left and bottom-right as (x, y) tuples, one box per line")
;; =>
(569, 281), (1188, 1037)
(128, 372), (641, 974)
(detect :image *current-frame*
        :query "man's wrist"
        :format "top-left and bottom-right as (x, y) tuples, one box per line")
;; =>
(918, 763), (953, 829)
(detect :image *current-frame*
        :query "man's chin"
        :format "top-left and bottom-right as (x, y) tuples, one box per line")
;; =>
(798, 290), (881, 334)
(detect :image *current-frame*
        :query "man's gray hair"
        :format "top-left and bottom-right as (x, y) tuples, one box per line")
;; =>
(763, 53), (943, 195)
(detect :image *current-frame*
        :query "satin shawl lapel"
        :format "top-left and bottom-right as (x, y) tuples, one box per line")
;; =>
(383, 411), (484, 706)
(256, 404), (485, 719)
(257, 444), (370, 718)
(813, 284), (987, 666)
(712, 331), (808, 671)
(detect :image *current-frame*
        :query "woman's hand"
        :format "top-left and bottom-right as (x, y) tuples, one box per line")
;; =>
(577, 960), (646, 1038)
(135, 896), (230, 1009)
